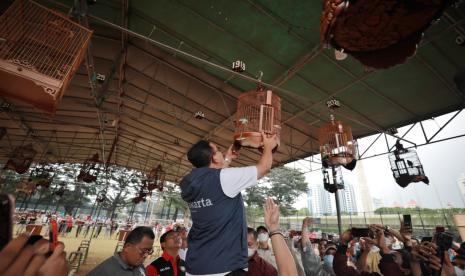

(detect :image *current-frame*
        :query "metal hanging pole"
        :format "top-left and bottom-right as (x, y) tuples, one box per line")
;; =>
(332, 166), (343, 236)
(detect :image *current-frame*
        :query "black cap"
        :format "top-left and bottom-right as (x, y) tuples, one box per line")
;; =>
(256, 226), (268, 233)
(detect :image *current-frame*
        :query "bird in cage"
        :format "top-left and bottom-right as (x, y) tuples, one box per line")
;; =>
(320, 0), (453, 69)
(389, 140), (429, 188)
(3, 144), (36, 174)
(323, 165), (344, 193)
(194, 111), (205, 120)
(234, 87), (281, 152)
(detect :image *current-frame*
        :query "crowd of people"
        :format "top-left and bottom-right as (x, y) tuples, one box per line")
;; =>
(1, 136), (464, 276)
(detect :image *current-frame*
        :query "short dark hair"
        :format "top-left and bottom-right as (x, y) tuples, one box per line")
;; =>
(160, 230), (177, 244)
(187, 140), (213, 168)
(125, 226), (155, 245)
(256, 226), (268, 233)
(247, 227), (258, 240)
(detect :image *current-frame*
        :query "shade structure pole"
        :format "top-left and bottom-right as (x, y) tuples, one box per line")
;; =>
(334, 190), (343, 237)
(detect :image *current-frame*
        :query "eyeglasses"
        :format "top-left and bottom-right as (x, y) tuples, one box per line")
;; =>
(134, 245), (154, 256)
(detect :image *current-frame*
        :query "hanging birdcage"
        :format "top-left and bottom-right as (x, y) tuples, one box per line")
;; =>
(389, 140), (429, 188)
(320, 0), (451, 68)
(96, 191), (106, 203)
(3, 144), (36, 174)
(234, 87), (281, 151)
(77, 153), (100, 183)
(319, 100), (357, 169)
(145, 164), (165, 192)
(15, 178), (36, 195)
(0, 0), (92, 113)
(29, 163), (54, 188)
(323, 165), (344, 193)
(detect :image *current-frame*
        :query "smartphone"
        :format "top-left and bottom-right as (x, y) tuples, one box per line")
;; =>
(421, 236), (433, 243)
(403, 214), (412, 232)
(351, 227), (371, 237)
(49, 219), (58, 249)
(0, 194), (14, 250)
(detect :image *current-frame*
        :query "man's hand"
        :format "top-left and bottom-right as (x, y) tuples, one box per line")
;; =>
(224, 144), (239, 161)
(264, 197), (280, 231)
(0, 235), (68, 276)
(261, 132), (277, 152)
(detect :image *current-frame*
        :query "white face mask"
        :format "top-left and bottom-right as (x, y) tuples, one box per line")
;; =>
(258, 233), (269, 242)
(247, 248), (256, 258)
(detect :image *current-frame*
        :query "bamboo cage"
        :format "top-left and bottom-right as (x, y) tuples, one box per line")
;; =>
(0, 0), (92, 113)
(234, 88), (281, 151)
(318, 115), (356, 167)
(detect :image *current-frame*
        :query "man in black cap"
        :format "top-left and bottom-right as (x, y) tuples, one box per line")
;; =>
(146, 230), (186, 276)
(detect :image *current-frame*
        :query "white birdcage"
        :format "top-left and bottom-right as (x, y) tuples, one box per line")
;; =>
(0, 0), (92, 113)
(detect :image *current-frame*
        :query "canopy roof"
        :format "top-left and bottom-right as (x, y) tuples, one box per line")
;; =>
(1, 0), (464, 182)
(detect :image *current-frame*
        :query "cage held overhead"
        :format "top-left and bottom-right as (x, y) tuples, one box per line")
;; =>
(0, 0), (92, 113)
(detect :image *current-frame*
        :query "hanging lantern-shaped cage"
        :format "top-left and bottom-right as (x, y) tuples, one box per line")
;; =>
(145, 164), (165, 192)
(3, 144), (37, 174)
(0, 0), (93, 113)
(234, 87), (281, 152)
(319, 100), (357, 170)
(96, 191), (106, 203)
(389, 140), (429, 188)
(323, 165), (344, 193)
(77, 153), (101, 183)
(29, 163), (55, 188)
(320, 0), (452, 69)
(15, 178), (37, 195)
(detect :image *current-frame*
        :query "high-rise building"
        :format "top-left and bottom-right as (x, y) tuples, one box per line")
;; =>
(338, 181), (358, 213)
(354, 161), (374, 213)
(372, 197), (384, 210)
(307, 184), (333, 216)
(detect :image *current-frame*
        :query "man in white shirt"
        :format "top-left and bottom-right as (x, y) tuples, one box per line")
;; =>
(181, 133), (277, 276)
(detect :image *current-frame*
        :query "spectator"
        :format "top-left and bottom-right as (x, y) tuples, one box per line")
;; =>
(246, 227), (277, 276)
(146, 230), (186, 276)
(88, 226), (155, 276)
(180, 133), (277, 275)
(256, 225), (277, 269)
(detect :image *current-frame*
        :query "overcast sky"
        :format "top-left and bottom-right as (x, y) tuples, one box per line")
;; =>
(288, 110), (465, 210)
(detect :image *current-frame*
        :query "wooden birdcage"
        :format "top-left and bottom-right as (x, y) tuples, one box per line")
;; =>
(320, 0), (451, 68)
(323, 165), (344, 193)
(234, 88), (281, 151)
(318, 114), (356, 167)
(389, 140), (429, 188)
(16, 178), (36, 195)
(77, 153), (100, 183)
(29, 162), (54, 188)
(0, 0), (93, 113)
(145, 164), (165, 192)
(3, 144), (36, 174)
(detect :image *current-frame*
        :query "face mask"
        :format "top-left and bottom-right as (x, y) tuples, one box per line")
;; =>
(247, 248), (256, 258)
(258, 233), (269, 242)
(323, 254), (334, 267)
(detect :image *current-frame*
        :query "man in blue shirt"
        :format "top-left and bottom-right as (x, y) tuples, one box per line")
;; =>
(181, 132), (277, 276)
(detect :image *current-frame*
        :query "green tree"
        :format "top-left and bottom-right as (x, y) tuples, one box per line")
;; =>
(244, 166), (308, 217)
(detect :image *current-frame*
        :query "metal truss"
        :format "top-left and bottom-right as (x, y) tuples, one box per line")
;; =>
(295, 108), (465, 174)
